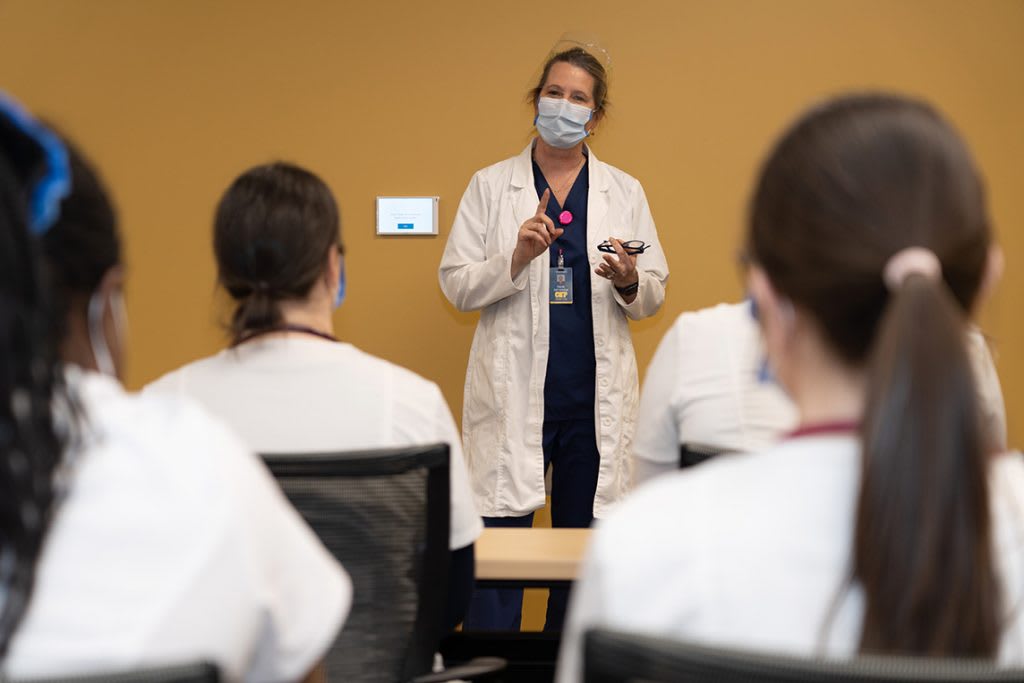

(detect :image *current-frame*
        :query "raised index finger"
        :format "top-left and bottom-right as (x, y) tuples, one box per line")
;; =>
(536, 188), (551, 217)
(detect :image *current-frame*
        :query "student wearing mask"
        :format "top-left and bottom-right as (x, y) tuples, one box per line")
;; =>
(145, 162), (482, 632)
(0, 95), (350, 682)
(557, 93), (1024, 681)
(439, 43), (669, 631)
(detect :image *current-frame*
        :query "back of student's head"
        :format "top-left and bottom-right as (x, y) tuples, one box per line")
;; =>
(0, 100), (68, 655)
(747, 93), (997, 656)
(213, 162), (341, 344)
(39, 137), (121, 347)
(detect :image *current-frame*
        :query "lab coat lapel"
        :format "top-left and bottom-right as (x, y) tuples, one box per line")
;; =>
(587, 146), (611, 257)
(510, 142), (539, 230)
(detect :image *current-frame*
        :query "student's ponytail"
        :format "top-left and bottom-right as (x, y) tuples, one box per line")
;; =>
(855, 263), (998, 656)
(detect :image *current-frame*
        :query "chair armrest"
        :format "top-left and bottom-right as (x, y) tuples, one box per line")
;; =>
(411, 656), (507, 683)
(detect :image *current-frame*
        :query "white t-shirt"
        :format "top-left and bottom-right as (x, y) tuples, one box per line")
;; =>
(557, 435), (1024, 682)
(632, 302), (797, 485)
(5, 369), (352, 683)
(144, 336), (483, 550)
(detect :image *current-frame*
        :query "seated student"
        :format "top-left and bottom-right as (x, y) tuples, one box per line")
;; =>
(144, 162), (483, 630)
(0, 97), (350, 681)
(556, 93), (1024, 682)
(631, 300), (798, 482)
(632, 300), (1007, 484)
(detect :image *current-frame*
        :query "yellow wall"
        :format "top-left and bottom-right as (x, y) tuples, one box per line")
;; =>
(1, 0), (1022, 450)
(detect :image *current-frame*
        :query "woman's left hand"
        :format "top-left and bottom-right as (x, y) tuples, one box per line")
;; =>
(595, 237), (639, 293)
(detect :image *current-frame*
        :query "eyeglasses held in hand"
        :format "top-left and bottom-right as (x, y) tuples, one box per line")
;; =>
(597, 240), (649, 255)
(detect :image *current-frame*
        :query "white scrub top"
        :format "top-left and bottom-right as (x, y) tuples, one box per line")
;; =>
(633, 304), (1007, 485)
(556, 435), (1024, 682)
(5, 368), (351, 683)
(632, 301), (797, 485)
(439, 142), (670, 518)
(144, 336), (483, 551)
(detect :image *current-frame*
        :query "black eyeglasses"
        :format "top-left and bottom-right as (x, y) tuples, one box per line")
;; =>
(597, 240), (649, 255)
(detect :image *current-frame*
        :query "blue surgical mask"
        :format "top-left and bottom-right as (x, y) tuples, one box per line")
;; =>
(747, 296), (775, 384)
(334, 266), (346, 309)
(535, 97), (592, 149)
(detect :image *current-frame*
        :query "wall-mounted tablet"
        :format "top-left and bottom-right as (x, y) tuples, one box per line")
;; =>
(376, 196), (439, 235)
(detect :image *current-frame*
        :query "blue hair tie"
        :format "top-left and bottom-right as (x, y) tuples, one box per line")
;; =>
(0, 91), (71, 235)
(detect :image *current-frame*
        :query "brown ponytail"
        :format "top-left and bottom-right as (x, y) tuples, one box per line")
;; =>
(856, 274), (998, 655)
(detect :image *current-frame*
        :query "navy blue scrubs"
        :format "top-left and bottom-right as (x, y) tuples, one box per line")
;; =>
(463, 156), (600, 633)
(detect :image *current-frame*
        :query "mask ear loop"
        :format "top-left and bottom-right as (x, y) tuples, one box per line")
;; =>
(334, 263), (346, 309)
(87, 288), (117, 378)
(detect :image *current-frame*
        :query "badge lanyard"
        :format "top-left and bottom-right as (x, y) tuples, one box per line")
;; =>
(550, 248), (573, 305)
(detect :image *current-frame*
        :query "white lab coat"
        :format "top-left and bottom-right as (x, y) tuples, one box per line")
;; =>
(439, 142), (669, 518)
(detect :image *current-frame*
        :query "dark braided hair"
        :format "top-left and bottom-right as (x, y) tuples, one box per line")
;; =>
(0, 111), (66, 655)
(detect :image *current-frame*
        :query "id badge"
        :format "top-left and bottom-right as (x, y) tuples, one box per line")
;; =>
(550, 267), (573, 304)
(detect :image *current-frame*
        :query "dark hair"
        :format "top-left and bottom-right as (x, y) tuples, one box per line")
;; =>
(527, 47), (610, 116)
(0, 115), (65, 654)
(213, 162), (341, 345)
(40, 137), (121, 341)
(748, 94), (997, 655)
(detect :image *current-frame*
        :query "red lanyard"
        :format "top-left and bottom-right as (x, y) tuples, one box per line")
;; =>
(786, 420), (859, 440)
(235, 324), (338, 346)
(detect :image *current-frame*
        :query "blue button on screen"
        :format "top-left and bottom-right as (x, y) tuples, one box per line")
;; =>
(397, 223), (414, 230)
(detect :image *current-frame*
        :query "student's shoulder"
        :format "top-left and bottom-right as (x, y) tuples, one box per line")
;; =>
(88, 373), (239, 452)
(611, 440), (813, 533)
(658, 301), (756, 361)
(142, 351), (233, 396)
(340, 344), (444, 399)
(73, 371), (260, 506)
(672, 301), (753, 336)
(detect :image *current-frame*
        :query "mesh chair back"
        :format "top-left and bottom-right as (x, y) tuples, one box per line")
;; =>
(678, 443), (730, 469)
(14, 662), (218, 683)
(584, 628), (1024, 682)
(263, 444), (450, 683)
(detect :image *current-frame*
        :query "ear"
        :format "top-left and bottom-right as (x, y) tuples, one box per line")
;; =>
(587, 108), (603, 133)
(324, 246), (341, 291)
(748, 264), (797, 355)
(96, 265), (127, 380)
(98, 264), (125, 298)
(747, 266), (790, 328)
(973, 244), (1004, 315)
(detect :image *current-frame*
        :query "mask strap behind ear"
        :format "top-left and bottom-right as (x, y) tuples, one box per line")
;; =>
(0, 91), (71, 234)
(87, 288), (117, 378)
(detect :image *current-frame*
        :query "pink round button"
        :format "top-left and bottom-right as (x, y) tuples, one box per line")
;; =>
(558, 210), (573, 225)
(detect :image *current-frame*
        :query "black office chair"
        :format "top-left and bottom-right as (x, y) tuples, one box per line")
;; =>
(678, 443), (731, 469)
(262, 444), (503, 683)
(15, 662), (218, 683)
(583, 628), (1024, 682)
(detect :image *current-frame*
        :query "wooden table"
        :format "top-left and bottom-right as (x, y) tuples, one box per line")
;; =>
(474, 527), (592, 588)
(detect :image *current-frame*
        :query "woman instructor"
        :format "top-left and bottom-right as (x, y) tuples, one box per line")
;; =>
(439, 45), (669, 630)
